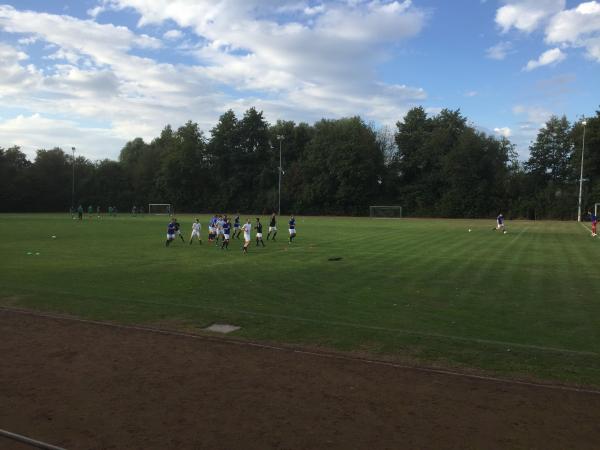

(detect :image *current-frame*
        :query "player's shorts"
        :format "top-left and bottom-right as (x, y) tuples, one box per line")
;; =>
(269, 226), (277, 232)
(289, 228), (296, 235)
(176, 230), (182, 235)
(256, 233), (263, 238)
(244, 233), (251, 242)
(224, 234), (230, 240)
(217, 229), (224, 235)
(496, 223), (504, 229)
(191, 230), (200, 237)
(208, 226), (214, 234)
(167, 233), (175, 240)
(234, 224), (240, 229)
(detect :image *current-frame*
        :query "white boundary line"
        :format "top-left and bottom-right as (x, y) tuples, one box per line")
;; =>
(2, 306), (600, 396)
(6, 285), (598, 357)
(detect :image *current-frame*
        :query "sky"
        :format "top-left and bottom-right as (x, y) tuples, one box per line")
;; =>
(0, 0), (599, 161)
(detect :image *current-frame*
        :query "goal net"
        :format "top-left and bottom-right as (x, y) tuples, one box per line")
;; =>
(370, 206), (402, 218)
(148, 203), (172, 215)
(595, 203), (600, 217)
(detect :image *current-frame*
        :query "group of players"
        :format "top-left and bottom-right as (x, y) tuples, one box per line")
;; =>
(166, 213), (297, 253)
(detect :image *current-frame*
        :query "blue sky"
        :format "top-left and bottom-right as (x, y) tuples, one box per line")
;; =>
(0, 0), (598, 160)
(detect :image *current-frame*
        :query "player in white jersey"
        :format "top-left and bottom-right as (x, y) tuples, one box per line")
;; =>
(242, 219), (252, 254)
(189, 218), (202, 245)
(215, 215), (225, 244)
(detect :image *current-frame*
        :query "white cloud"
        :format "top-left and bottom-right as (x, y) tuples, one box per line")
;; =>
(493, 126), (512, 138)
(496, 0), (565, 33)
(513, 105), (553, 126)
(486, 41), (513, 60)
(546, 1), (600, 61)
(524, 47), (566, 71)
(163, 29), (183, 40)
(0, 114), (125, 160)
(0, 2), (430, 158)
(464, 91), (478, 97)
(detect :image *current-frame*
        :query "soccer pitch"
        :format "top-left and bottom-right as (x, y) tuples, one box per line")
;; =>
(1, 214), (599, 386)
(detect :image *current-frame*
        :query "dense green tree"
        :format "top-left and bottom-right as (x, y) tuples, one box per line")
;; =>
(0, 146), (30, 211)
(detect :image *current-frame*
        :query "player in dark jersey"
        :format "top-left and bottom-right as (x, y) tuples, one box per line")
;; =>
(267, 213), (277, 240)
(221, 218), (232, 249)
(233, 214), (241, 239)
(255, 218), (265, 247)
(288, 215), (296, 243)
(166, 218), (177, 246)
(174, 218), (185, 242)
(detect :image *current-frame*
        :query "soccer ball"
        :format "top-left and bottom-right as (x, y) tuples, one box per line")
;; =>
(503, 230), (507, 234)
(51, 235), (56, 239)
(468, 229), (472, 232)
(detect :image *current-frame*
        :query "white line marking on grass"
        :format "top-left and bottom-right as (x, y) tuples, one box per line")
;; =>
(2, 306), (600, 396)
(4, 288), (599, 358)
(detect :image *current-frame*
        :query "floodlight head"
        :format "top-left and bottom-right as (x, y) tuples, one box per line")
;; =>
(582, 120), (587, 126)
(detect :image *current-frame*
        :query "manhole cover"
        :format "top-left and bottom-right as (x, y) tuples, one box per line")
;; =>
(204, 323), (241, 333)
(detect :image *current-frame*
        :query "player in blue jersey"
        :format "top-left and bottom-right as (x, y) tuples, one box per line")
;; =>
(495, 213), (505, 232)
(221, 218), (231, 249)
(288, 215), (297, 243)
(233, 214), (241, 239)
(174, 218), (185, 242)
(255, 218), (265, 247)
(165, 218), (177, 246)
(208, 215), (217, 242)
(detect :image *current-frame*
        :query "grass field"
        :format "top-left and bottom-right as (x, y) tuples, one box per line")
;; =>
(1, 213), (600, 386)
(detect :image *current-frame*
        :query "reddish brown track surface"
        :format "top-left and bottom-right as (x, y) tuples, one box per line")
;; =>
(1, 309), (600, 450)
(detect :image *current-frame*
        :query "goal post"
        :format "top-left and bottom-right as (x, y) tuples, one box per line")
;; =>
(148, 203), (172, 215)
(370, 205), (402, 218)
(595, 203), (600, 217)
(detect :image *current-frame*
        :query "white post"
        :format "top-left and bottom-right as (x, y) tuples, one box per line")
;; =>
(277, 135), (284, 216)
(577, 120), (587, 222)
(71, 147), (76, 210)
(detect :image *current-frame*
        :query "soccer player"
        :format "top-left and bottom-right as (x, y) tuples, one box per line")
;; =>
(132, 205), (137, 216)
(174, 218), (185, 242)
(495, 213), (505, 231)
(221, 218), (231, 249)
(255, 217), (265, 247)
(267, 213), (277, 240)
(96, 205), (101, 218)
(589, 210), (597, 237)
(77, 204), (83, 220)
(242, 219), (252, 254)
(288, 215), (297, 243)
(233, 214), (241, 239)
(190, 218), (202, 245)
(214, 215), (224, 244)
(166, 218), (177, 246)
(87, 205), (93, 218)
(208, 215), (216, 242)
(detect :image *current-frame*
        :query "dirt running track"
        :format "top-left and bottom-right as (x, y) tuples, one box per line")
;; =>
(1, 309), (600, 450)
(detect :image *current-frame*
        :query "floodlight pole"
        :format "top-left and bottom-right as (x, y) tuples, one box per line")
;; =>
(277, 135), (284, 216)
(71, 147), (76, 210)
(577, 120), (587, 222)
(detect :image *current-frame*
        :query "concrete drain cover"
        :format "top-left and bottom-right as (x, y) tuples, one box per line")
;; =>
(204, 323), (241, 333)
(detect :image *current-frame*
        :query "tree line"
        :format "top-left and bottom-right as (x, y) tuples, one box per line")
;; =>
(1, 106), (598, 218)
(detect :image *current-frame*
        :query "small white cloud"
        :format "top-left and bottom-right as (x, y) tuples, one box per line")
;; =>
(494, 127), (512, 138)
(486, 41), (513, 60)
(87, 6), (105, 18)
(524, 48), (566, 71)
(546, 1), (600, 62)
(513, 105), (553, 126)
(465, 91), (478, 97)
(496, 0), (566, 33)
(163, 29), (183, 40)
